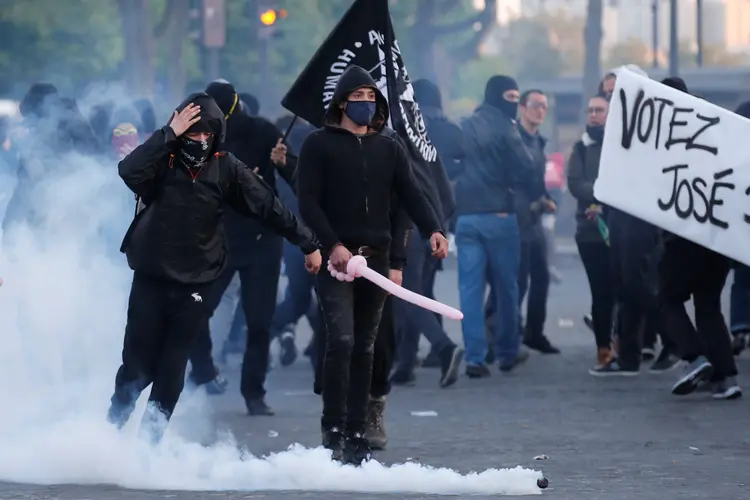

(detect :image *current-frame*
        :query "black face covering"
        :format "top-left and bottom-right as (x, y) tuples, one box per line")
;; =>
(586, 124), (605, 143)
(179, 136), (212, 168)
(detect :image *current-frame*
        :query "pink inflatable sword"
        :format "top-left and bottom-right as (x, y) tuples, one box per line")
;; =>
(327, 255), (463, 320)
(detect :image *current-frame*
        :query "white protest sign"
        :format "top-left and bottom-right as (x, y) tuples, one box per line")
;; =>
(594, 68), (750, 266)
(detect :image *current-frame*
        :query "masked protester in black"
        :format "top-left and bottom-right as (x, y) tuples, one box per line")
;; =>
(107, 92), (321, 444)
(656, 78), (741, 399)
(297, 65), (448, 465)
(185, 80), (297, 416)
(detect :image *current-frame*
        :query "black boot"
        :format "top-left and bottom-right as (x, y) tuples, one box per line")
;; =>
(322, 427), (346, 462)
(343, 432), (372, 466)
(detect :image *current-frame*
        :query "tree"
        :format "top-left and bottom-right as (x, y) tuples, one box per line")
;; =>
(581, 0), (603, 123)
(605, 39), (651, 69)
(500, 17), (564, 84)
(0, 0), (123, 95)
(535, 10), (586, 74)
(678, 42), (748, 68)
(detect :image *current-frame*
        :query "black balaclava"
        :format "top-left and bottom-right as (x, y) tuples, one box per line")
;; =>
(179, 120), (214, 168)
(661, 77), (688, 93)
(412, 79), (442, 109)
(484, 75), (519, 118)
(205, 81), (240, 120)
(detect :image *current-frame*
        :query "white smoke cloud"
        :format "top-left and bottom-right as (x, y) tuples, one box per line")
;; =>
(0, 88), (542, 496)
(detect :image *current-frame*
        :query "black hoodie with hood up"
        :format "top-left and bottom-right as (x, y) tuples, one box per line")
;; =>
(296, 65), (442, 260)
(118, 92), (318, 285)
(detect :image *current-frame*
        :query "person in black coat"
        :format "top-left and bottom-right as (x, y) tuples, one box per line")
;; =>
(108, 92), (321, 443)
(187, 80), (297, 416)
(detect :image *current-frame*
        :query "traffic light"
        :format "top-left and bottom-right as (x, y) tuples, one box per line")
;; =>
(257, 5), (288, 37)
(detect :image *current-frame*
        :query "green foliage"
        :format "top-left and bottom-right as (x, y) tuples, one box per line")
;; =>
(0, 0), (123, 93)
(503, 17), (564, 85)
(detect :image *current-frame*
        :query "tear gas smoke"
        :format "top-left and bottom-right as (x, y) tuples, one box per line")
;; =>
(0, 86), (542, 496)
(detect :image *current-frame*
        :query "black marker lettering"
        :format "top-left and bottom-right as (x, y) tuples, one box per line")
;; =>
(674, 179), (693, 219)
(637, 98), (655, 143)
(691, 177), (709, 223)
(659, 165), (733, 229)
(744, 186), (750, 224)
(707, 169), (734, 229)
(665, 107), (693, 150)
(658, 164), (688, 211)
(652, 98), (674, 149)
(619, 88), (645, 150)
(687, 114), (720, 155)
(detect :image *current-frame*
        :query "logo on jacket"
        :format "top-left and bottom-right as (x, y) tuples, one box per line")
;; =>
(191, 293), (203, 303)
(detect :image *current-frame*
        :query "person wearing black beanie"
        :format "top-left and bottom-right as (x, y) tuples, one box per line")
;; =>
(454, 74), (536, 375)
(188, 78), (299, 416)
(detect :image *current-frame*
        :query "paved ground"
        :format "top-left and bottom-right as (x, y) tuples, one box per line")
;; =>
(1, 249), (749, 499)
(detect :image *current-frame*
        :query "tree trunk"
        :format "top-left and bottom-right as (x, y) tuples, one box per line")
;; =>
(581, 0), (603, 124)
(118, 0), (156, 98)
(166, 3), (188, 100)
(412, 0), (438, 80)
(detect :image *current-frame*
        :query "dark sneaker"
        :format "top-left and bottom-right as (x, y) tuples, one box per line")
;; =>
(641, 346), (656, 361)
(389, 370), (416, 386)
(204, 375), (228, 395)
(711, 377), (743, 400)
(732, 333), (748, 356)
(322, 427), (346, 462)
(439, 345), (464, 388)
(589, 358), (639, 377)
(649, 348), (682, 373)
(523, 335), (561, 354)
(499, 346), (530, 372)
(421, 348), (442, 368)
(583, 314), (594, 332)
(672, 356), (713, 396)
(245, 397), (275, 416)
(365, 396), (387, 450)
(466, 364), (491, 378)
(279, 331), (298, 367)
(343, 433), (372, 466)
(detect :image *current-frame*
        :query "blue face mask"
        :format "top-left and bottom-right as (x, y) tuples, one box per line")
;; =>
(345, 100), (377, 126)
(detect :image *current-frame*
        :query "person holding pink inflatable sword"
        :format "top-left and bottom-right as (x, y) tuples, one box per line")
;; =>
(297, 65), (448, 466)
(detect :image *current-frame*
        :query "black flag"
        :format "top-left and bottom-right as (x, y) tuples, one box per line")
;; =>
(281, 0), (455, 223)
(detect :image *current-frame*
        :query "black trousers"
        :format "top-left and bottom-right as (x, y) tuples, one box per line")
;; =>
(189, 234), (283, 400)
(518, 224), (550, 339)
(108, 273), (213, 432)
(316, 255), (389, 434)
(609, 212), (659, 368)
(394, 231), (453, 373)
(659, 238), (737, 379)
(576, 239), (615, 349)
(314, 294), (395, 398)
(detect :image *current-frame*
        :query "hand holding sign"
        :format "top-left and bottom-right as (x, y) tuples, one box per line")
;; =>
(594, 67), (750, 266)
(327, 255), (463, 320)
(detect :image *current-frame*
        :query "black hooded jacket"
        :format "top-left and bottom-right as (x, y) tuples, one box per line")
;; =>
(296, 65), (442, 259)
(117, 92), (318, 285)
(205, 81), (297, 264)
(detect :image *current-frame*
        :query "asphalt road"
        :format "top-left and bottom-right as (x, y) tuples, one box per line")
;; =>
(1, 247), (749, 500)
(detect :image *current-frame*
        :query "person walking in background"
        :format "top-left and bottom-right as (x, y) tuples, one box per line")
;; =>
(568, 94), (616, 370)
(455, 75), (529, 376)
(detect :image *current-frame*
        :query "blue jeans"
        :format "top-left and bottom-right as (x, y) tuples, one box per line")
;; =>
(456, 213), (520, 366)
(730, 263), (750, 334)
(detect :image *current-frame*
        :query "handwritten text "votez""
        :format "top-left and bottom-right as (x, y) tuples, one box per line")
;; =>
(618, 89), (720, 154)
